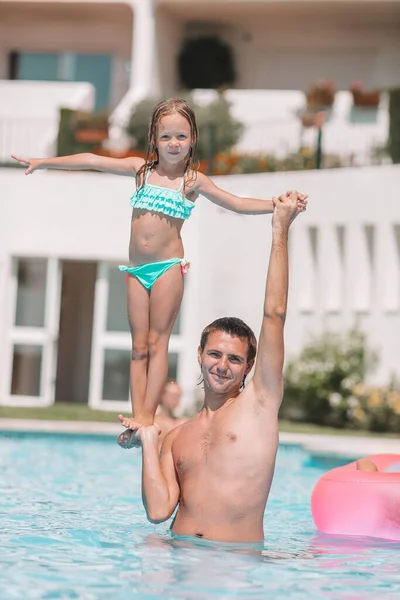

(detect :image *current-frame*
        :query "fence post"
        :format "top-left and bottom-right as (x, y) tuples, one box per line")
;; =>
(207, 122), (216, 175)
(316, 126), (323, 169)
(388, 88), (400, 164)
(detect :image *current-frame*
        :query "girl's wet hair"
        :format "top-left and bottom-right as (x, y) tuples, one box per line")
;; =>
(136, 98), (199, 194)
(199, 317), (257, 389)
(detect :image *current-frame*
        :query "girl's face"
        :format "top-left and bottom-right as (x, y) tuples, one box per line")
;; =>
(156, 112), (192, 165)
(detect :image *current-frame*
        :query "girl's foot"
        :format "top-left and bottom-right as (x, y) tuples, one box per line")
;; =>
(116, 428), (142, 449)
(116, 414), (152, 449)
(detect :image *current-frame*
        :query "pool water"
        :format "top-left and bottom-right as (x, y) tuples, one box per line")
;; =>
(1, 432), (400, 599)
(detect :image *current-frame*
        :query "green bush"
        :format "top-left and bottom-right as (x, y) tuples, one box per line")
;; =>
(56, 108), (106, 156)
(195, 96), (244, 161)
(125, 94), (243, 161)
(349, 383), (400, 433)
(125, 98), (156, 151)
(282, 328), (378, 427)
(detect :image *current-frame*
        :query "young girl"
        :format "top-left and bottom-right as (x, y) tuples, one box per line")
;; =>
(12, 98), (307, 448)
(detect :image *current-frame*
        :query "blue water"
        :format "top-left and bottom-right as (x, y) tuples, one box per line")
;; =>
(1, 432), (400, 599)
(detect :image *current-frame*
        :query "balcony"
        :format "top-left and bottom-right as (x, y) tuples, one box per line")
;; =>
(0, 80), (95, 164)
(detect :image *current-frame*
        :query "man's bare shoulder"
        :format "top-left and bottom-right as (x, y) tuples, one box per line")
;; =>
(162, 414), (198, 448)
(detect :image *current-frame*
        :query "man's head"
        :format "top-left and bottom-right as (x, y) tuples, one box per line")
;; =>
(198, 317), (257, 393)
(160, 380), (182, 413)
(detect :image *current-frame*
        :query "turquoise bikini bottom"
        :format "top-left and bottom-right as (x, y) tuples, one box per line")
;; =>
(119, 258), (190, 290)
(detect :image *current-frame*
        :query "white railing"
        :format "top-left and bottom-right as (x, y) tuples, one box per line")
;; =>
(0, 81), (95, 162)
(0, 117), (58, 160)
(228, 90), (390, 166)
(109, 87), (391, 168)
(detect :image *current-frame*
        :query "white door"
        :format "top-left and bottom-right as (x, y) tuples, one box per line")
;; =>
(2, 257), (61, 407)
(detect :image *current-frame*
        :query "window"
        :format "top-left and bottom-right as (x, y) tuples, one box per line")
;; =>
(11, 344), (42, 396)
(11, 52), (112, 110)
(15, 258), (47, 327)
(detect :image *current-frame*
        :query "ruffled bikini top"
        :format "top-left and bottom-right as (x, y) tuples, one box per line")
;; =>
(130, 170), (195, 220)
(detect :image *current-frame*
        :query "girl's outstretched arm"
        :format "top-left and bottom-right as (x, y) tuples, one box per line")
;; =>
(195, 172), (307, 215)
(11, 153), (145, 177)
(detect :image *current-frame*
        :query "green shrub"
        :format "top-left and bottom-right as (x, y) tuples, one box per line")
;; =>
(350, 384), (400, 433)
(56, 108), (106, 156)
(125, 98), (156, 151)
(282, 328), (378, 427)
(125, 94), (243, 161)
(195, 96), (244, 161)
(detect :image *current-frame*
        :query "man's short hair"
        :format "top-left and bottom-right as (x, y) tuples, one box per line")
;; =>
(200, 317), (257, 363)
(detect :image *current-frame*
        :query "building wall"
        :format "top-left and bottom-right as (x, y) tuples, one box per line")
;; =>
(155, 3), (400, 93)
(2, 165), (400, 408)
(1, 1), (400, 114)
(196, 167), (400, 386)
(156, 8), (182, 95)
(231, 18), (400, 91)
(0, 2), (133, 107)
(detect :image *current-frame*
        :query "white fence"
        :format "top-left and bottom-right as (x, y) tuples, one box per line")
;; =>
(2, 83), (391, 167)
(0, 80), (95, 161)
(196, 89), (390, 166)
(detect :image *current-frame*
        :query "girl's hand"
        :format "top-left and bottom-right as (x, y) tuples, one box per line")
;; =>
(11, 155), (43, 175)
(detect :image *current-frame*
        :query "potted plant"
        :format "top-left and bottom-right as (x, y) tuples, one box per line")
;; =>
(299, 111), (326, 129)
(74, 110), (109, 143)
(305, 80), (336, 110)
(350, 81), (381, 108)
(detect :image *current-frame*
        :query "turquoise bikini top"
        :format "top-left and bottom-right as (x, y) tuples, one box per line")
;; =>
(130, 170), (195, 220)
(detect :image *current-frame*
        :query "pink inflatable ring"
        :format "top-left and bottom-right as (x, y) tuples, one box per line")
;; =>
(311, 454), (400, 541)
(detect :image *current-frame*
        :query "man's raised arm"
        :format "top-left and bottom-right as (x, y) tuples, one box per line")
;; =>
(252, 191), (304, 406)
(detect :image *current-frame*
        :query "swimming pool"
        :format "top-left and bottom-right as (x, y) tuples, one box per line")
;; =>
(1, 432), (400, 599)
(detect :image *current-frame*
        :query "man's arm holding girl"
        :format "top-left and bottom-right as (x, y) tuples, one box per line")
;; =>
(139, 426), (180, 524)
(250, 191), (302, 409)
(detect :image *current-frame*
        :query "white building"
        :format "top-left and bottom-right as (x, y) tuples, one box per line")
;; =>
(3, 0), (400, 98)
(1, 0), (400, 132)
(1, 0), (400, 411)
(2, 165), (400, 412)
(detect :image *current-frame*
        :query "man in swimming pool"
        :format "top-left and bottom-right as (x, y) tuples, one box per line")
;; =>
(119, 190), (305, 543)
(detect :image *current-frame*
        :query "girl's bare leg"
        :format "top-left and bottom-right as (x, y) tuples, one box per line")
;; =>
(140, 264), (184, 425)
(127, 275), (151, 416)
(117, 275), (150, 448)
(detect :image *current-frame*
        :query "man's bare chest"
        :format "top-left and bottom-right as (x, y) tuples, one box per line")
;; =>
(172, 421), (258, 479)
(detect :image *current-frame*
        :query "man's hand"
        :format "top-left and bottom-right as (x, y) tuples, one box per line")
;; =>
(117, 415), (160, 449)
(272, 190), (306, 230)
(138, 424), (161, 444)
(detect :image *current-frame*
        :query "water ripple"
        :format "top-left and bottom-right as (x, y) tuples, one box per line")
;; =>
(0, 434), (400, 598)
